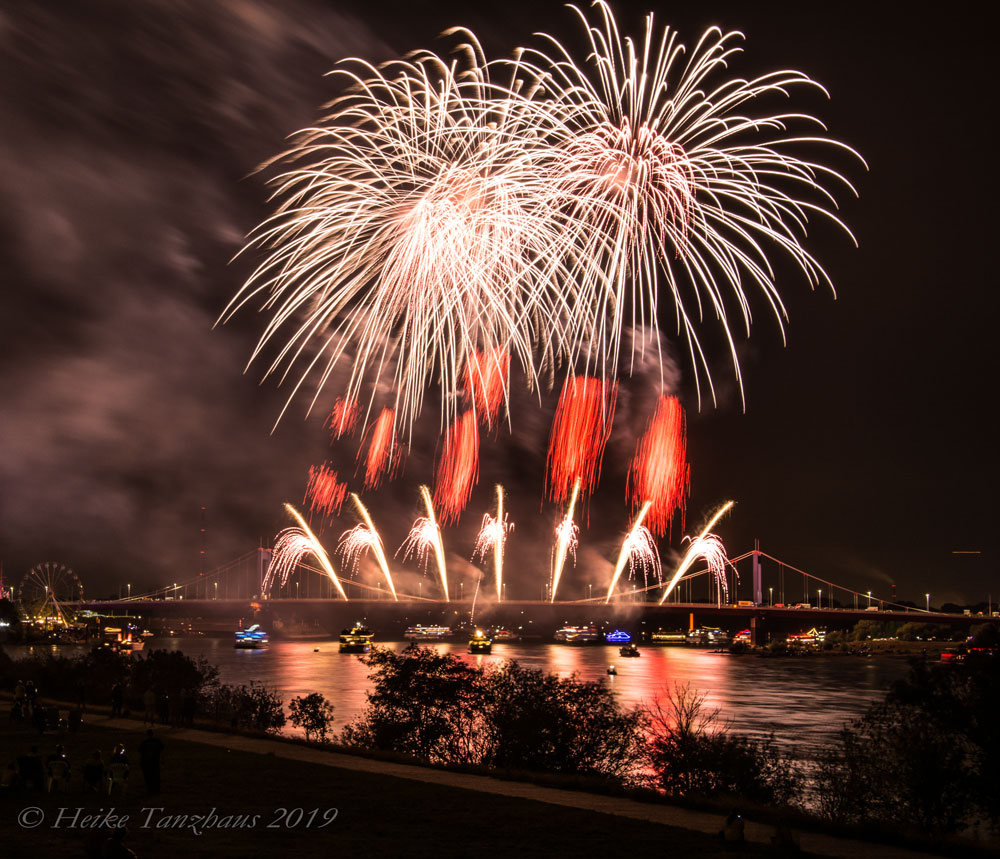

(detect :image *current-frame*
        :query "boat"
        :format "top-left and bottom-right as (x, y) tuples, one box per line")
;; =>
(403, 624), (452, 641)
(606, 665), (617, 675)
(605, 629), (631, 644)
(650, 629), (688, 645)
(687, 627), (731, 647)
(553, 625), (600, 644)
(339, 623), (374, 653)
(489, 627), (518, 641)
(234, 624), (269, 649)
(619, 643), (640, 657)
(468, 629), (493, 654)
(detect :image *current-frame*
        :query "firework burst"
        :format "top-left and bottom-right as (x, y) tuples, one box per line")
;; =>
(397, 485), (449, 599)
(546, 375), (617, 503)
(221, 36), (577, 436)
(338, 493), (397, 599)
(433, 411), (480, 524)
(472, 484), (513, 600)
(360, 408), (404, 490)
(524, 1), (863, 402)
(628, 395), (689, 536)
(265, 504), (347, 599)
(605, 501), (663, 602)
(550, 477), (581, 602)
(659, 501), (735, 604)
(303, 462), (348, 522)
(328, 396), (360, 439)
(464, 347), (510, 427)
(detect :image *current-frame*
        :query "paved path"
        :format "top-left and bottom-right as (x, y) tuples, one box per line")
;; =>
(101, 716), (947, 858)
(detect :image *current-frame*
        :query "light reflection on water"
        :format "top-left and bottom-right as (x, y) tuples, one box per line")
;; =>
(158, 637), (907, 753)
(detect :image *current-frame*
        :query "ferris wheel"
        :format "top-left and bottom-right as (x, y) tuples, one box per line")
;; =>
(19, 562), (84, 623)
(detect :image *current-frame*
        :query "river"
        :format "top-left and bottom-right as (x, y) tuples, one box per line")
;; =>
(150, 636), (907, 754)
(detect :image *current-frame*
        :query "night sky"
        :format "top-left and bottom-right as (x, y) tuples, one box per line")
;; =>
(0, 1), (991, 606)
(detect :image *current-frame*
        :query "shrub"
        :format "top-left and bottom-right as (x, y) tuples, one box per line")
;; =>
(208, 681), (286, 734)
(644, 684), (798, 805)
(289, 692), (335, 743)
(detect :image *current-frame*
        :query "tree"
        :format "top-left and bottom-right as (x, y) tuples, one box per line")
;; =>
(645, 684), (798, 804)
(289, 693), (335, 743)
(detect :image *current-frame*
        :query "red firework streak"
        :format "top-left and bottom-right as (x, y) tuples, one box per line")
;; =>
(304, 462), (348, 520)
(464, 348), (509, 427)
(628, 395), (690, 537)
(359, 408), (403, 490)
(546, 376), (617, 503)
(328, 396), (359, 439)
(433, 411), (480, 524)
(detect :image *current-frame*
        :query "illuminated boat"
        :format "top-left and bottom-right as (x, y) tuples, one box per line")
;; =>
(403, 625), (452, 641)
(687, 627), (731, 647)
(489, 627), (518, 641)
(619, 643), (640, 657)
(650, 629), (688, 645)
(339, 624), (374, 653)
(234, 624), (269, 649)
(605, 629), (631, 644)
(468, 629), (492, 654)
(553, 625), (600, 644)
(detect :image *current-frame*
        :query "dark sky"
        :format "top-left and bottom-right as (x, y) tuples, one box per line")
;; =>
(0, 1), (992, 606)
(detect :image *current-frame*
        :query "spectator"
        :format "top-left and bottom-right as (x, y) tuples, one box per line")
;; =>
(83, 751), (105, 792)
(142, 687), (156, 726)
(99, 825), (137, 859)
(181, 690), (196, 727)
(31, 702), (47, 735)
(14, 679), (26, 705)
(138, 729), (164, 795)
(111, 682), (124, 719)
(16, 746), (44, 790)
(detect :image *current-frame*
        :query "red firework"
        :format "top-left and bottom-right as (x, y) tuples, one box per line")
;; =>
(433, 411), (480, 524)
(464, 348), (509, 427)
(304, 462), (348, 520)
(546, 376), (617, 503)
(628, 395), (690, 537)
(359, 408), (403, 490)
(328, 396), (359, 439)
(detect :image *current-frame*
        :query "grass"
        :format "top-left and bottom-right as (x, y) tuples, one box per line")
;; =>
(1, 713), (786, 858)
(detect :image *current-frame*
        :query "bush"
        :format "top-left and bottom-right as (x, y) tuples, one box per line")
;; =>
(342, 645), (645, 781)
(208, 681), (286, 734)
(816, 655), (999, 834)
(289, 692), (335, 743)
(644, 684), (798, 805)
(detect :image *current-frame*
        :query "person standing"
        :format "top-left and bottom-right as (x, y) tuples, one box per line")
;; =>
(138, 729), (164, 795)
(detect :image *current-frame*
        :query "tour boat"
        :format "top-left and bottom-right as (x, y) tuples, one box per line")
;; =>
(605, 629), (631, 644)
(468, 629), (492, 654)
(403, 625), (452, 641)
(234, 624), (269, 649)
(619, 643), (641, 657)
(339, 624), (374, 653)
(553, 625), (600, 644)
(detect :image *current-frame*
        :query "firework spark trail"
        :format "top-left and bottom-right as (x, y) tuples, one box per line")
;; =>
(546, 376), (617, 503)
(328, 396), (359, 439)
(550, 477), (581, 602)
(605, 501), (662, 602)
(432, 411), (480, 524)
(360, 408), (403, 490)
(472, 484), (512, 601)
(338, 493), (397, 600)
(521, 1), (863, 403)
(265, 503), (347, 599)
(464, 348), (510, 427)
(221, 36), (580, 437)
(397, 485), (449, 600)
(304, 462), (348, 521)
(659, 501), (735, 604)
(628, 395), (690, 537)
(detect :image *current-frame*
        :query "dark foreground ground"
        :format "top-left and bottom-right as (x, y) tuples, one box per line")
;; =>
(1, 713), (786, 859)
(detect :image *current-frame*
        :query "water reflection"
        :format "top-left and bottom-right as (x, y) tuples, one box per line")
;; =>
(158, 637), (906, 751)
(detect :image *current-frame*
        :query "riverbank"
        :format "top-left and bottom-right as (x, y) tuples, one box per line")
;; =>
(1, 707), (972, 859)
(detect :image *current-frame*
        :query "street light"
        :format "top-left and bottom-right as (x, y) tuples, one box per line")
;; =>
(866, 590), (872, 608)
(214, 582), (218, 600)
(769, 587), (773, 606)
(818, 588), (822, 608)
(127, 583), (131, 599)
(925, 593), (930, 612)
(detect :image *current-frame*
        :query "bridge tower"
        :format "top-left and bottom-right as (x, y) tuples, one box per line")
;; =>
(752, 540), (762, 606)
(255, 546), (272, 599)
